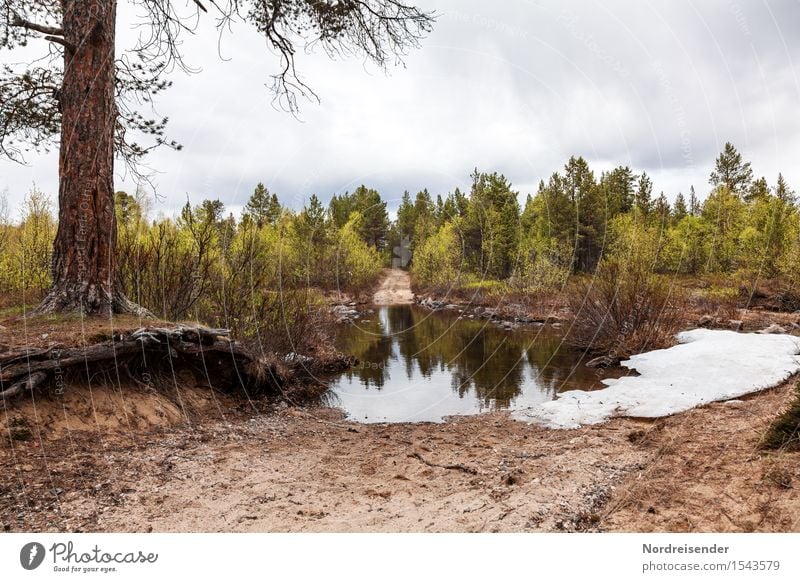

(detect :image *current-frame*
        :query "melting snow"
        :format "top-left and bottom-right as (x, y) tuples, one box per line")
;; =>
(513, 328), (800, 429)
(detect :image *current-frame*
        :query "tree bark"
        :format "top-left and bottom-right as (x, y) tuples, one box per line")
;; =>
(36, 0), (139, 315)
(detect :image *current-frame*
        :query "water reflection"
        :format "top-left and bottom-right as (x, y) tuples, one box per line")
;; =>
(329, 305), (621, 423)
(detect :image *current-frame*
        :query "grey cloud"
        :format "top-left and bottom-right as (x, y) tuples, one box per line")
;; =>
(2, 0), (800, 218)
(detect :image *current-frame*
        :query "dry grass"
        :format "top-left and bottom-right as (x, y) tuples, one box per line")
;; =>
(603, 379), (800, 532)
(761, 384), (800, 451)
(0, 312), (165, 350)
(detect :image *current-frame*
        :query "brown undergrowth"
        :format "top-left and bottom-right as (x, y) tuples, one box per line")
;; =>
(566, 261), (689, 357)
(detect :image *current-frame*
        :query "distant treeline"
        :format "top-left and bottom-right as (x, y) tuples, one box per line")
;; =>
(403, 143), (799, 293)
(1, 142), (798, 319)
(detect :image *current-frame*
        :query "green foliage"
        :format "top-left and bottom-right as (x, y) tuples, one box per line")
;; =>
(738, 193), (796, 277)
(701, 186), (745, 272)
(634, 172), (653, 216)
(511, 236), (571, 292)
(0, 186), (55, 300)
(564, 156), (606, 271)
(673, 192), (688, 222)
(461, 279), (510, 300)
(778, 212), (800, 285)
(600, 166), (636, 215)
(775, 173), (796, 204)
(607, 213), (661, 270)
(525, 175), (576, 253)
(329, 185), (389, 252)
(412, 188), (437, 244)
(292, 194), (333, 286)
(412, 222), (463, 290)
(660, 215), (708, 274)
(461, 170), (520, 279)
(747, 176), (770, 203)
(2, 141), (798, 325)
(333, 212), (383, 289)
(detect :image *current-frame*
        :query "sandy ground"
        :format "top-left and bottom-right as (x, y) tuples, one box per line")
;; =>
(2, 272), (798, 532)
(372, 269), (414, 305)
(1, 375), (798, 533)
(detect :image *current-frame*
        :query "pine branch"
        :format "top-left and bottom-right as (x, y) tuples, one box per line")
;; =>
(10, 15), (64, 37)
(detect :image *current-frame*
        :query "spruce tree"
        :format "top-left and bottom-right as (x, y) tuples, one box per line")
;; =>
(673, 192), (688, 222)
(437, 193), (458, 226)
(689, 185), (700, 216)
(300, 194), (326, 231)
(601, 166), (636, 215)
(412, 189), (436, 245)
(463, 170), (521, 278)
(563, 157), (603, 270)
(395, 190), (416, 240)
(775, 173), (796, 204)
(654, 192), (670, 226)
(452, 187), (469, 218)
(329, 193), (354, 229)
(634, 172), (653, 217)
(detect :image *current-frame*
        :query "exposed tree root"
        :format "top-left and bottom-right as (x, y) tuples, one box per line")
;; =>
(0, 324), (284, 401)
(0, 371), (48, 399)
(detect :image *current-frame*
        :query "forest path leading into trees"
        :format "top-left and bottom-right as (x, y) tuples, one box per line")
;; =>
(373, 269), (414, 305)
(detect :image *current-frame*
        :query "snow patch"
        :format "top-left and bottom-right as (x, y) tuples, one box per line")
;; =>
(513, 329), (800, 429)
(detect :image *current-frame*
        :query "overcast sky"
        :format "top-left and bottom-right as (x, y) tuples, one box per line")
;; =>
(2, 0), (799, 219)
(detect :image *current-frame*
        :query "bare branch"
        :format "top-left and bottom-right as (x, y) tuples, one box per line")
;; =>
(10, 14), (63, 37)
(43, 35), (74, 51)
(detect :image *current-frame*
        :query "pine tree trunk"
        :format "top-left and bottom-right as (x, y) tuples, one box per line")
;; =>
(37, 0), (139, 315)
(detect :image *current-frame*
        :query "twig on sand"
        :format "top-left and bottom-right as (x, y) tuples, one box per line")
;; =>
(408, 451), (478, 475)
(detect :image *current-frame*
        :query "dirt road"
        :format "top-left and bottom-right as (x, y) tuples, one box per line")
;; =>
(2, 378), (798, 533)
(372, 269), (414, 305)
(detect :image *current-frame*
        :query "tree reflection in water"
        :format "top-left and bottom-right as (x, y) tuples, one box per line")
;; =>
(329, 305), (621, 423)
